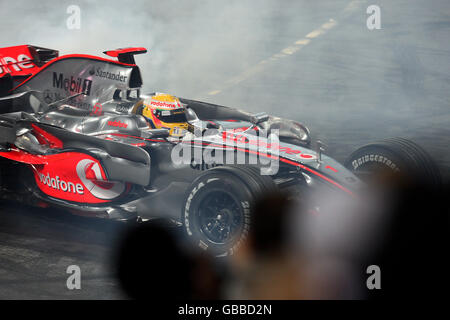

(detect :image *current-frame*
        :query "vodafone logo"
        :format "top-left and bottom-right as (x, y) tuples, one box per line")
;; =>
(221, 131), (316, 159)
(0, 54), (35, 74)
(108, 120), (128, 128)
(150, 100), (180, 109)
(76, 159), (125, 200)
(37, 172), (84, 194)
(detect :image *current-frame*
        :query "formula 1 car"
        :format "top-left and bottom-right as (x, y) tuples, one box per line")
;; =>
(0, 45), (441, 255)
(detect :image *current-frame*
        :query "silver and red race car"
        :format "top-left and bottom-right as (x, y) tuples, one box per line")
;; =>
(0, 45), (441, 255)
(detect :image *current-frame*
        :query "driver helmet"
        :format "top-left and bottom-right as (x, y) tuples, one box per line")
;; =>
(142, 93), (189, 137)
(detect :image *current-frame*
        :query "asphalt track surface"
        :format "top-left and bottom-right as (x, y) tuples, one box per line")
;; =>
(0, 0), (449, 298)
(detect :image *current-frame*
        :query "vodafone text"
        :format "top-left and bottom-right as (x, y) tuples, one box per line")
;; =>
(38, 172), (84, 194)
(0, 54), (34, 74)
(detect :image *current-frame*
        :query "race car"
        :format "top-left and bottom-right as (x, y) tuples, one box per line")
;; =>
(0, 45), (441, 255)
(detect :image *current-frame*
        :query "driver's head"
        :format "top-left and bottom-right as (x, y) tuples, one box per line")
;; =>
(142, 93), (188, 137)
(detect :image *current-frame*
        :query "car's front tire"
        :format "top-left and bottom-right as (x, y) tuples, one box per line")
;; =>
(182, 165), (276, 256)
(344, 137), (441, 188)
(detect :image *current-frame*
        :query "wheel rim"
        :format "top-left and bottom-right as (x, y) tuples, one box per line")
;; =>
(196, 190), (243, 244)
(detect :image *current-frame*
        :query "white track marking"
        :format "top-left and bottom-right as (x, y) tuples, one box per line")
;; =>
(206, 0), (365, 96)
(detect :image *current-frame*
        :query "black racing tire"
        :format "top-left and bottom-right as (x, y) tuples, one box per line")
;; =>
(182, 165), (276, 256)
(344, 137), (442, 188)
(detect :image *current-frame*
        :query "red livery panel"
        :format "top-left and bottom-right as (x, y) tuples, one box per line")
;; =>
(28, 152), (127, 203)
(0, 45), (40, 77)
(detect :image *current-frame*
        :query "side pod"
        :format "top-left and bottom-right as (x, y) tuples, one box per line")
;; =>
(0, 117), (151, 187)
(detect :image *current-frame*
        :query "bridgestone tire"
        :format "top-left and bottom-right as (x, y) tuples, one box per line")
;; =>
(344, 137), (441, 188)
(182, 165), (276, 256)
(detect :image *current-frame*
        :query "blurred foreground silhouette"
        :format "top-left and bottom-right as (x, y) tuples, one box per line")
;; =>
(115, 219), (224, 299)
(115, 181), (449, 300)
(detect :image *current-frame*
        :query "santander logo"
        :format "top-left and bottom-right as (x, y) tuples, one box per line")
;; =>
(76, 159), (125, 200)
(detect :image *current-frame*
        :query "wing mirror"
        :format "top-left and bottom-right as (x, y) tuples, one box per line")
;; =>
(141, 128), (170, 139)
(251, 112), (269, 125)
(206, 122), (220, 129)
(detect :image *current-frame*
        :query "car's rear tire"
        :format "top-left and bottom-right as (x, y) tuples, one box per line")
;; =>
(344, 137), (442, 188)
(182, 165), (276, 256)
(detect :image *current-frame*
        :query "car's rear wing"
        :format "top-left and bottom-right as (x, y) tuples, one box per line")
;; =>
(0, 45), (59, 78)
(0, 45), (148, 80)
(0, 45), (147, 96)
(103, 47), (147, 64)
(0, 45), (148, 114)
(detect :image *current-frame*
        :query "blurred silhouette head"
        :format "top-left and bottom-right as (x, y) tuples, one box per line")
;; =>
(115, 220), (192, 299)
(115, 219), (223, 299)
(248, 191), (294, 257)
